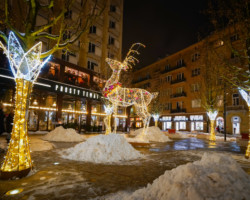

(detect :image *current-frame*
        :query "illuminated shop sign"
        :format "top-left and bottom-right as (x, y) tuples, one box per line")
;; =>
(190, 115), (203, 121)
(173, 116), (188, 121)
(161, 116), (172, 121)
(55, 84), (100, 99)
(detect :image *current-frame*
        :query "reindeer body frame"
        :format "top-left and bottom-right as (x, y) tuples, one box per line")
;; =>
(103, 43), (158, 134)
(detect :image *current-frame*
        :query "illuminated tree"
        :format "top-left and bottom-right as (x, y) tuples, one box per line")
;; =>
(149, 95), (163, 127)
(195, 40), (224, 141)
(207, 0), (250, 157)
(0, 0), (104, 178)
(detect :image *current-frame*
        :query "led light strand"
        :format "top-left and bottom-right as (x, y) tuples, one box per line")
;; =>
(207, 110), (218, 141)
(103, 43), (158, 135)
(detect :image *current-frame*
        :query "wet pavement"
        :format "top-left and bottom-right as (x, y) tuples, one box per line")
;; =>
(0, 136), (249, 200)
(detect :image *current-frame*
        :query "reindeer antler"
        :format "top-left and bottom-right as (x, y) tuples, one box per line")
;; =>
(123, 43), (145, 68)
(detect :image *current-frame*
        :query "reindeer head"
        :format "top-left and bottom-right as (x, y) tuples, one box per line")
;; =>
(105, 43), (145, 72)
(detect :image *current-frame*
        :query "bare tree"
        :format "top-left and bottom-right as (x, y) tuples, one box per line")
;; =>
(0, 0), (105, 57)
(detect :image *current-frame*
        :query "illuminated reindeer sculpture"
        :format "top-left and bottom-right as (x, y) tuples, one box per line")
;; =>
(103, 43), (158, 135)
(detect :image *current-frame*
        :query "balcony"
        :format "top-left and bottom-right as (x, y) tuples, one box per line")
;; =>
(161, 63), (186, 74)
(170, 92), (186, 98)
(170, 108), (186, 113)
(133, 76), (151, 84)
(171, 78), (186, 84)
(226, 105), (246, 111)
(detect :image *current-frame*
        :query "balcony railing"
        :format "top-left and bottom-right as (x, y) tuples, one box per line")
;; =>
(170, 108), (186, 113)
(161, 63), (186, 74)
(132, 76), (151, 84)
(170, 92), (186, 98)
(226, 105), (246, 110)
(171, 78), (186, 84)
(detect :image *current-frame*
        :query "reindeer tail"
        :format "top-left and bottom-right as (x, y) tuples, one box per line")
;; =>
(151, 92), (159, 99)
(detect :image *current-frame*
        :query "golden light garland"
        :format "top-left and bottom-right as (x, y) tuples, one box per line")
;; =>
(103, 43), (158, 135)
(207, 110), (218, 142)
(0, 32), (50, 178)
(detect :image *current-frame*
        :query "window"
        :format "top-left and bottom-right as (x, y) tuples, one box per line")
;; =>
(109, 20), (116, 29)
(64, 10), (72, 19)
(61, 50), (70, 61)
(177, 87), (183, 94)
(89, 26), (96, 34)
(217, 95), (223, 107)
(108, 52), (114, 59)
(192, 99), (201, 108)
(191, 83), (200, 92)
(88, 42), (96, 53)
(230, 34), (239, 42)
(87, 60), (97, 70)
(165, 103), (172, 110)
(165, 64), (170, 71)
(232, 93), (239, 106)
(63, 31), (71, 40)
(110, 5), (116, 12)
(214, 40), (224, 47)
(144, 82), (150, 88)
(192, 68), (200, 76)
(166, 75), (172, 83)
(177, 72), (184, 80)
(177, 59), (184, 67)
(108, 36), (115, 45)
(176, 101), (182, 109)
(192, 53), (200, 62)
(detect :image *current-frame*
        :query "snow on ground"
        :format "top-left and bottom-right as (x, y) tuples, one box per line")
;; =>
(130, 127), (171, 143)
(100, 153), (250, 200)
(43, 126), (84, 142)
(29, 137), (54, 151)
(60, 134), (143, 163)
(28, 130), (49, 135)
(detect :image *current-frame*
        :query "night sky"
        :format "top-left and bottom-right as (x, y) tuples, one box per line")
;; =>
(122, 0), (211, 68)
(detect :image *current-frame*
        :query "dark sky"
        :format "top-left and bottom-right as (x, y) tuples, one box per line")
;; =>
(122, 0), (210, 68)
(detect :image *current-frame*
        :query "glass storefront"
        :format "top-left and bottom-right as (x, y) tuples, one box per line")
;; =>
(174, 116), (188, 131)
(190, 115), (204, 131)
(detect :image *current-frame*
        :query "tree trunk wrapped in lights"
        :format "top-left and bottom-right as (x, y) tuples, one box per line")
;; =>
(104, 105), (113, 135)
(103, 43), (158, 136)
(0, 32), (50, 179)
(238, 88), (250, 159)
(207, 110), (218, 141)
(152, 114), (160, 127)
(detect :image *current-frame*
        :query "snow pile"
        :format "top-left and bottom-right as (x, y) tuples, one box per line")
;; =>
(60, 134), (143, 163)
(133, 127), (171, 142)
(105, 153), (250, 200)
(43, 126), (84, 142)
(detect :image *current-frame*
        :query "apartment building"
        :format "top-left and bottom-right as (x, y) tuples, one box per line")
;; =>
(132, 29), (249, 135)
(0, 0), (125, 132)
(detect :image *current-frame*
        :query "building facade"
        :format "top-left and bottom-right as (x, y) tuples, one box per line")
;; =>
(0, 0), (126, 132)
(132, 29), (249, 135)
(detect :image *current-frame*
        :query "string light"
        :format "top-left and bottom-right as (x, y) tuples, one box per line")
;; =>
(152, 114), (160, 127)
(104, 105), (113, 134)
(103, 43), (158, 135)
(0, 32), (50, 176)
(207, 110), (218, 141)
(238, 88), (250, 159)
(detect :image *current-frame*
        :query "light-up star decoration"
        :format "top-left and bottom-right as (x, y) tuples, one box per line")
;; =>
(238, 88), (250, 159)
(103, 43), (158, 135)
(0, 32), (50, 179)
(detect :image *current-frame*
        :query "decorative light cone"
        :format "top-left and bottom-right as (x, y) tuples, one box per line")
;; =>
(207, 110), (218, 142)
(104, 105), (113, 135)
(238, 88), (250, 159)
(0, 32), (50, 179)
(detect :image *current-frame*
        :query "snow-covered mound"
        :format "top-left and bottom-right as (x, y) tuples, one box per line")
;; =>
(132, 127), (171, 142)
(105, 153), (250, 200)
(43, 126), (84, 142)
(60, 134), (143, 163)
